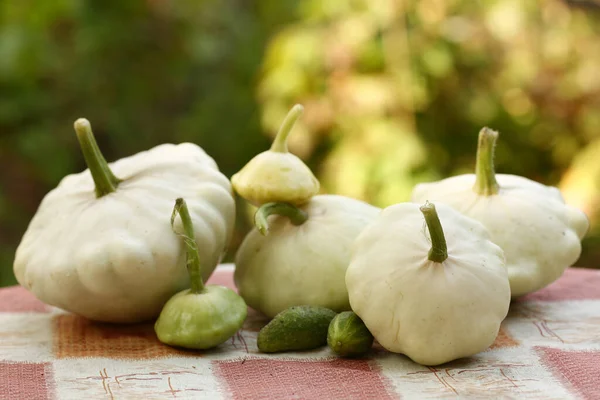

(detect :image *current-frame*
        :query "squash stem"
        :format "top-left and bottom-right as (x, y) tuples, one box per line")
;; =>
(171, 198), (205, 294)
(254, 202), (308, 236)
(74, 118), (121, 197)
(270, 104), (304, 153)
(420, 202), (448, 263)
(473, 127), (500, 196)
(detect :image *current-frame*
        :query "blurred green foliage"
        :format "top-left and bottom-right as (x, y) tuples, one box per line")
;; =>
(0, 0), (599, 287)
(258, 0), (600, 266)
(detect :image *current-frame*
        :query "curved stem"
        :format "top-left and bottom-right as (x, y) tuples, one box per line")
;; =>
(74, 118), (121, 197)
(270, 104), (304, 153)
(419, 202), (448, 263)
(171, 198), (204, 294)
(254, 202), (309, 236)
(473, 127), (500, 196)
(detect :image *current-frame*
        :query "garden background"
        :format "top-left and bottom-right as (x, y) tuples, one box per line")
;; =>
(1, 0), (599, 286)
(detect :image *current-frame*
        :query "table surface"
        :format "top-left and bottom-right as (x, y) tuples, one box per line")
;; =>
(1, 264), (599, 400)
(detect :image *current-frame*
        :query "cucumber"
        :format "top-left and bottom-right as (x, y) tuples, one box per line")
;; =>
(257, 305), (337, 353)
(327, 311), (373, 357)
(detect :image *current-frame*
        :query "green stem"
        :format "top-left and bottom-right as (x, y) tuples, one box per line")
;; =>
(473, 127), (500, 196)
(74, 118), (121, 197)
(171, 198), (205, 293)
(419, 202), (448, 263)
(254, 202), (309, 236)
(270, 104), (304, 153)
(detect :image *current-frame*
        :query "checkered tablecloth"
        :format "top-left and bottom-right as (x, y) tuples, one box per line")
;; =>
(1, 264), (599, 400)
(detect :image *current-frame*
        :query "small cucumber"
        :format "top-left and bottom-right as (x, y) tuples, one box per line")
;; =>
(257, 305), (337, 353)
(327, 311), (373, 357)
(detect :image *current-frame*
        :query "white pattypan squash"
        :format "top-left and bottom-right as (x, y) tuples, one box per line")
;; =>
(346, 202), (510, 366)
(234, 194), (380, 318)
(13, 119), (235, 323)
(231, 105), (319, 206)
(411, 128), (589, 297)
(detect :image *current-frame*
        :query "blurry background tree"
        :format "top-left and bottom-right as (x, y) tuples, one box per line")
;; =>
(0, 0), (598, 287)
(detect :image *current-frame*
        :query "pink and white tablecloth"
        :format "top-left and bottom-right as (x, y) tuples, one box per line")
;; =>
(0, 264), (599, 399)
